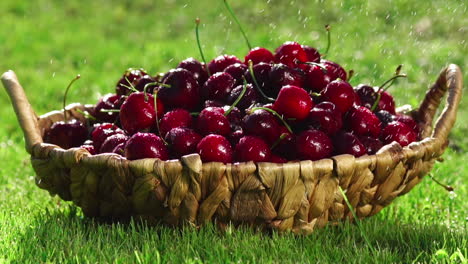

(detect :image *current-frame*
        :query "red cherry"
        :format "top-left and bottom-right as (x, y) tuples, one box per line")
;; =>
(244, 47), (274, 65)
(274, 41), (308, 69)
(197, 134), (233, 163)
(196, 107), (231, 136)
(354, 84), (378, 109)
(202, 72), (236, 102)
(270, 155), (288, 163)
(177, 57), (209, 86)
(159, 68), (200, 110)
(165, 127), (202, 158)
(301, 45), (321, 63)
(227, 83), (259, 111)
(268, 64), (305, 97)
(100, 133), (128, 154)
(46, 120), (88, 149)
(273, 85), (313, 121)
(296, 129), (333, 160)
(307, 102), (342, 135)
(91, 123), (124, 151)
(333, 132), (366, 157)
(244, 62), (272, 95)
(116, 68), (147, 96)
(159, 108), (193, 137)
(92, 93), (122, 123)
(321, 79), (356, 114)
(224, 63), (248, 86)
(394, 114), (418, 132)
(80, 140), (96, 155)
(124, 132), (168, 161)
(120, 92), (164, 135)
(377, 91), (396, 114)
(208, 55), (242, 74)
(346, 106), (382, 137)
(234, 136), (271, 162)
(321, 60), (347, 81)
(242, 109), (281, 144)
(358, 136), (383, 155)
(381, 121), (417, 147)
(304, 64), (330, 93)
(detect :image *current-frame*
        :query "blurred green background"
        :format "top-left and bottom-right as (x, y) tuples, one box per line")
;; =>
(0, 0), (466, 263)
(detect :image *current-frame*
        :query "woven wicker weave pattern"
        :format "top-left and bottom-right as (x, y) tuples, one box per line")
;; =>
(2, 64), (463, 234)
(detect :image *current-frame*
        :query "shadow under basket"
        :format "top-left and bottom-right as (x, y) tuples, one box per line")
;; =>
(1, 64), (463, 234)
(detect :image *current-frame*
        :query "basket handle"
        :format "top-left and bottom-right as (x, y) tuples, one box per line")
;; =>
(417, 64), (463, 141)
(1, 70), (43, 154)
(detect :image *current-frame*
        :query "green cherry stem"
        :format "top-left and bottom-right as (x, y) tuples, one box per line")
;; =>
(225, 78), (248, 116)
(248, 60), (275, 102)
(223, 0), (252, 50)
(63, 74), (81, 122)
(153, 90), (167, 145)
(429, 173), (454, 192)
(370, 74), (408, 112)
(195, 18), (211, 76)
(323, 24), (331, 58)
(270, 133), (288, 150)
(249, 107), (293, 134)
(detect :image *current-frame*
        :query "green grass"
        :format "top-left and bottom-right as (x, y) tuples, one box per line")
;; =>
(0, 0), (466, 263)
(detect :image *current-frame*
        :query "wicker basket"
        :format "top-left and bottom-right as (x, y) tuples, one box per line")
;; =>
(1, 64), (463, 234)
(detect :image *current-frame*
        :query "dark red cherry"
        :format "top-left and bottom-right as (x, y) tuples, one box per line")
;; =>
(394, 114), (418, 132)
(203, 100), (225, 108)
(301, 45), (321, 63)
(273, 85), (313, 121)
(134, 75), (157, 94)
(375, 110), (394, 127)
(321, 79), (356, 114)
(268, 64), (305, 97)
(124, 132), (168, 161)
(296, 129), (333, 160)
(228, 129), (244, 146)
(234, 136), (271, 162)
(222, 105), (242, 128)
(244, 47), (274, 65)
(202, 72), (236, 102)
(196, 107), (230, 136)
(307, 102), (342, 135)
(224, 63), (248, 86)
(227, 83), (259, 111)
(333, 132), (366, 157)
(80, 140), (96, 155)
(244, 62), (272, 94)
(197, 134), (233, 163)
(358, 136), (383, 155)
(116, 68), (147, 96)
(160, 68), (200, 110)
(100, 133), (128, 154)
(321, 60), (347, 81)
(274, 41), (308, 69)
(165, 127), (202, 158)
(381, 121), (417, 147)
(346, 106), (381, 137)
(271, 126), (296, 160)
(177, 57), (209, 86)
(208, 55), (242, 74)
(120, 92), (164, 135)
(112, 142), (125, 156)
(304, 64), (330, 93)
(376, 91), (396, 114)
(354, 84), (377, 109)
(242, 109), (281, 144)
(46, 120), (88, 149)
(92, 93), (122, 123)
(91, 123), (125, 151)
(159, 108), (193, 137)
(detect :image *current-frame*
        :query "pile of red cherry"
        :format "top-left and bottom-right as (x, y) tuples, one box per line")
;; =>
(45, 41), (420, 164)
